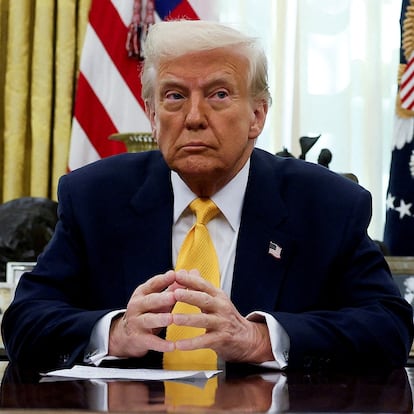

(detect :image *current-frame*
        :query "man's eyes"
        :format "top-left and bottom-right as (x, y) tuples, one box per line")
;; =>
(163, 89), (230, 101)
(165, 92), (183, 100)
(214, 90), (229, 99)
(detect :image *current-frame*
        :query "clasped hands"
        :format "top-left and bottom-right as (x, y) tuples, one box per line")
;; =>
(109, 269), (273, 364)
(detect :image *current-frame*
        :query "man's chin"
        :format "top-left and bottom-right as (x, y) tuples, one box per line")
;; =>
(171, 155), (219, 177)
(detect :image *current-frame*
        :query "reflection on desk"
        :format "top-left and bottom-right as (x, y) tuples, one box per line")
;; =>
(0, 363), (412, 413)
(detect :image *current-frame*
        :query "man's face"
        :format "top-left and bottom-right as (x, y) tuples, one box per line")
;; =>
(147, 48), (268, 195)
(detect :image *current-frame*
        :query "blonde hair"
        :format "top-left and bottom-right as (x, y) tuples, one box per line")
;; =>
(141, 20), (271, 106)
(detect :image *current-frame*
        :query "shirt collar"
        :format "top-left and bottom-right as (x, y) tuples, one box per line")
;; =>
(171, 159), (250, 231)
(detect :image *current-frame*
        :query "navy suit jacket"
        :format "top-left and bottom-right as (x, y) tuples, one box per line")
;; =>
(3, 149), (413, 370)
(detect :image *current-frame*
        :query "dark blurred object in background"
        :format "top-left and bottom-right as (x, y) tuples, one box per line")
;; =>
(299, 135), (321, 160)
(275, 148), (295, 158)
(277, 135), (333, 169)
(317, 148), (333, 168)
(0, 197), (58, 281)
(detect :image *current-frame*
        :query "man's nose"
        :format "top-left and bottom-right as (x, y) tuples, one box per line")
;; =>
(184, 95), (208, 130)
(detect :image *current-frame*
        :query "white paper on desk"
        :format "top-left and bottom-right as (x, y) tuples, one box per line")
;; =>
(41, 365), (221, 381)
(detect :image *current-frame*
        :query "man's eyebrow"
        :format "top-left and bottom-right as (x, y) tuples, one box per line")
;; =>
(158, 77), (185, 88)
(159, 72), (236, 89)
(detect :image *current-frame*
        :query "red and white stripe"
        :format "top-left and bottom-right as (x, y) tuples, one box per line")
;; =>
(400, 51), (414, 111)
(68, 0), (202, 171)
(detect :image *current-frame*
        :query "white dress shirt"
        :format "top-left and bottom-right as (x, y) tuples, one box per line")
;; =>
(85, 159), (289, 368)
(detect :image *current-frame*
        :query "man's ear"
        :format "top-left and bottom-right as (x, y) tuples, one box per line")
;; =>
(145, 101), (157, 138)
(248, 100), (268, 139)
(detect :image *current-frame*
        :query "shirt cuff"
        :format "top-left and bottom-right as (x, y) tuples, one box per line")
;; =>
(84, 310), (125, 366)
(85, 310), (290, 369)
(246, 311), (290, 369)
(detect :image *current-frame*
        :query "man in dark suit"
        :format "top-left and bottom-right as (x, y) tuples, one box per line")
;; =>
(2, 20), (413, 371)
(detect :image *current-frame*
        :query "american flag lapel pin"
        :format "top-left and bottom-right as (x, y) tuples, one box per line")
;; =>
(268, 241), (282, 259)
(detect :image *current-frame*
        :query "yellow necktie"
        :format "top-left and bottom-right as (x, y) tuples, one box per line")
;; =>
(163, 197), (220, 370)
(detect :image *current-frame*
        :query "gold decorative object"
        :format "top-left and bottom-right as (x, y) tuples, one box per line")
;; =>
(109, 132), (158, 153)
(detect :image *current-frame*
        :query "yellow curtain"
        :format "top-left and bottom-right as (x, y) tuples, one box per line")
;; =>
(0, 0), (91, 203)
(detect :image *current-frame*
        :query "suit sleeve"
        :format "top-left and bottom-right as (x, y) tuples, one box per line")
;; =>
(2, 152), (172, 370)
(272, 188), (414, 371)
(1, 174), (113, 369)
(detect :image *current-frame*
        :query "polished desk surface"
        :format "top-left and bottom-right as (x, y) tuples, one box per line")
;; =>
(0, 361), (413, 413)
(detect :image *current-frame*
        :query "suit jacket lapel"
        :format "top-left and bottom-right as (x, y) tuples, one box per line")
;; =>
(231, 150), (296, 315)
(121, 153), (174, 294)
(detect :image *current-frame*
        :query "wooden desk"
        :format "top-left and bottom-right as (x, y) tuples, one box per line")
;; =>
(0, 363), (412, 413)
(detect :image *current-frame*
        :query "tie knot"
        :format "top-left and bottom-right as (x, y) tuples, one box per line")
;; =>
(189, 198), (220, 225)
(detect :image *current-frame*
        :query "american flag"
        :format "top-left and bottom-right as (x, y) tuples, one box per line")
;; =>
(268, 242), (282, 260)
(384, 0), (414, 255)
(400, 51), (414, 111)
(68, 0), (200, 171)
